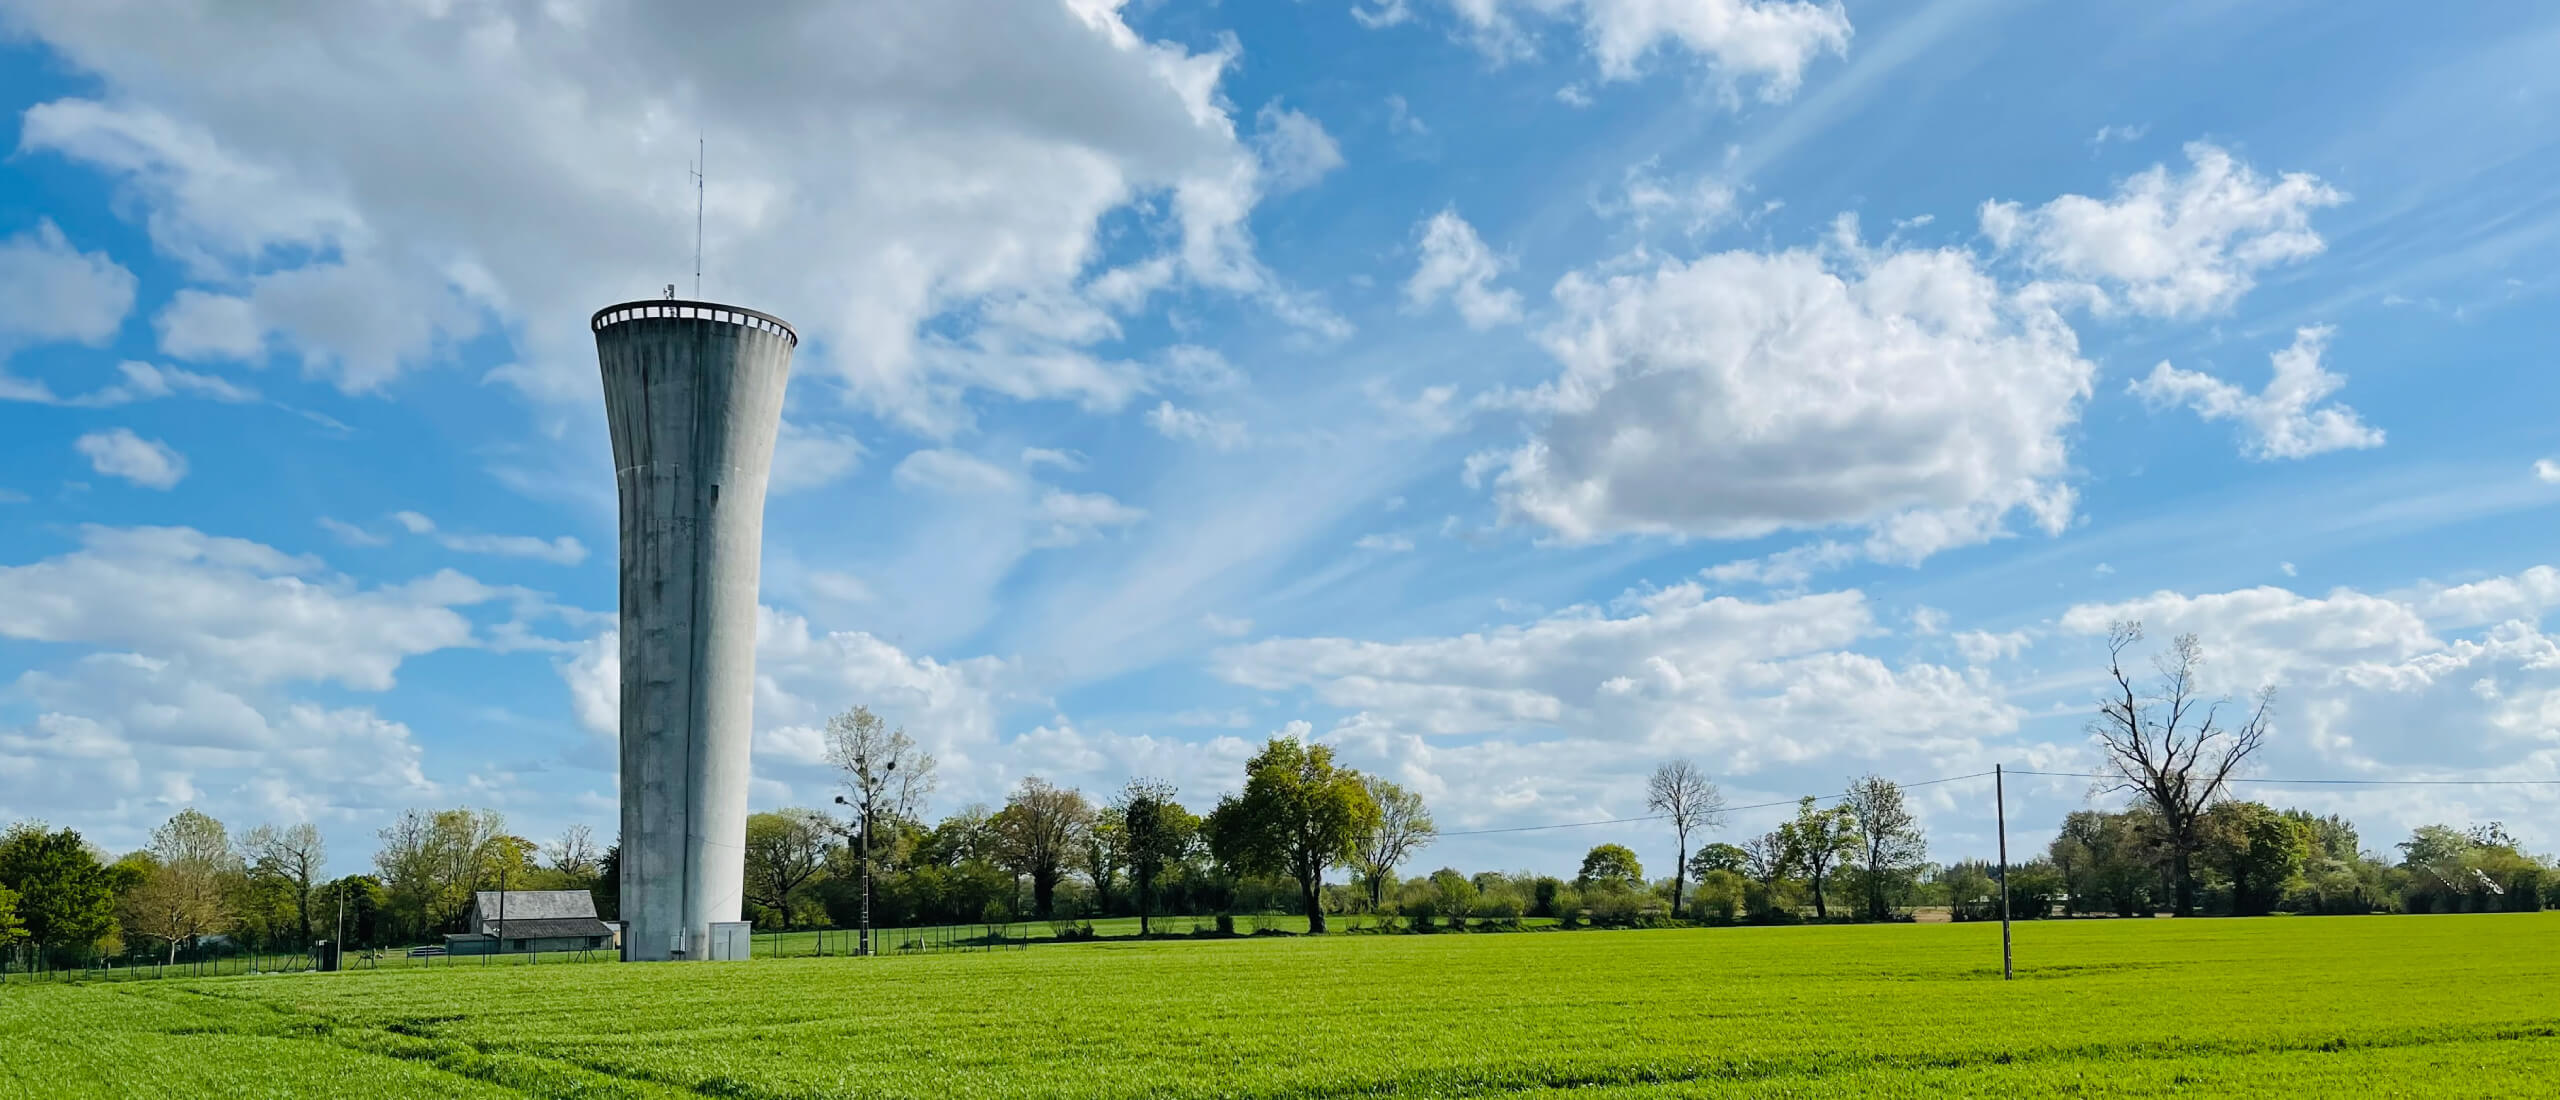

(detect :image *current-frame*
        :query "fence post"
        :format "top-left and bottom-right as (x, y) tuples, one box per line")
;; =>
(1996, 763), (2013, 981)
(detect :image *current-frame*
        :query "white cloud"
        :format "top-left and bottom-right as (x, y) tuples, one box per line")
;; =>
(1355, 533), (1416, 552)
(1385, 94), (1428, 137)
(1220, 583), (2015, 774)
(0, 525), (494, 690)
(1021, 447), (1088, 472)
(67, 360), (258, 407)
(1952, 629), (2029, 664)
(0, 219), (136, 347)
(1701, 540), (1858, 589)
(1486, 220), (2089, 561)
(2056, 572), (2560, 799)
(152, 289), (264, 361)
(1252, 102), (1344, 194)
(1601, 160), (1739, 237)
(2088, 123), (2149, 150)
(2132, 326), (2383, 460)
(2281, 561), (2299, 577)
(893, 448), (1021, 496)
(2534, 459), (2559, 484)
(1980, 142), (2345, 319)
(74, 428), (188, 489)
(770, 420), (865, 495)
(1379, 0), (1851, 102)
(1406, 208), (1521, 329)
(1146, 400), (1249, 450)
(1035, 489), (1146, 547)
(317, 517), (389, 547)
(5, 0), (1318, 412)
(387, 509), (587, 565)
(1352, 0), (1415, 29)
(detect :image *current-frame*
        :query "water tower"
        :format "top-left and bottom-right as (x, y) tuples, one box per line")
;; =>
(592, 297), (796, 961)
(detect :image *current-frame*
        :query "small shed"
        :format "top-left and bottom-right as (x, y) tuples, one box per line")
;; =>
(443, 890), (618, 956)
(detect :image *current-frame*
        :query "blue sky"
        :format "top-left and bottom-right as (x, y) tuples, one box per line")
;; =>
(1, 0), (2555, 881)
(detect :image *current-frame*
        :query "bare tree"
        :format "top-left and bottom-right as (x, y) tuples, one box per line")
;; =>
(1841, 775), (1924, 921)
(1645, 760), (1725, 915)
(824, 706), (936, 955)
(2090, 622), (2273, 916)
(242, 822), (326, 948)
(1350, 776), (1434, 914)
(545, 824), (599, 879)
(991, 777), (1094, 918)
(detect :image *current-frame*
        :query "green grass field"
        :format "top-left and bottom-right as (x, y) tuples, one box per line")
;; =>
(6, 914), (2557, 1098)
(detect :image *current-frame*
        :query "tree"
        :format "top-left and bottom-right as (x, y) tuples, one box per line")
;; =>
(546, 824), (601, 879)
(1350, 776), (1434, 914)
(241, 822), (326, 949)
(1083, 804), (1126, 916)
(373, 807), (509, 942)
(1205, 736), (1378, 934)
(2201, 801), (2306, 916)
(2090, 622), (2273, 917)
(1842, 775), (1925, 920)
(0, 880), (23, 951)
(990, 777), (1094, 918)
(124, 810), (241, 964)
(1576, 844), (1644, 890)
(824, 705), (937, 956)
(743, 809), (831, 926)
(1687, 842), (1748, 879)
(1116, 779), (1197, 936)
(1644, 760), (1725, 916)
(1777, 797), (1856, 920)
(0, 824), (118, 962)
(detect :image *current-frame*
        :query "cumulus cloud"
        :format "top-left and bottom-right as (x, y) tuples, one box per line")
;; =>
(2534, 459), (2559, 484)
(389, 510), (587, 565)
(2057, 570), (2560, 796)
(0, 219), (136, 347)
(0, 525), (498, 691)
(1405, 208), (1521, 329)
(1220, 583), (2014, 770)
(74, 428), (189, 489)
(2131, 326), (2383, 460)
(5, 0), (1323, 416)
(152, 289), (264, 362)
(1981, 142), (2345, 319)
(1485, 219), (2089, 561)
(1601, 159), (1740, 237)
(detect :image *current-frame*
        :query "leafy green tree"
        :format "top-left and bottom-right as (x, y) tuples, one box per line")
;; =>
(1777, 797), (1858, 919)
(1205, 737), (1379, 934)
(1083, 804), (1126, 916)
(313, 875), (388, 948)
(0, 880), (22, 950)
(1686, 842), (1748, 879)
(241, 822), (326, 949)
(123, 810), (242, 964)
(1427, 867), (1477, 928)
(2202, 801), (2307, 916)
(0, 824), (119, 962)
(1118, 778), (1199, 936)
(1350, 776), (1433, 915)
(743, 809), (832, 927)
(1576, 844), (1644, 890)
(1843, 775), (1925, 920)
(990, 777), (1094, 918)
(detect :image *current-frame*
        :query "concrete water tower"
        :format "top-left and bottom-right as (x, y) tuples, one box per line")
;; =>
(592, 297), (796, 961)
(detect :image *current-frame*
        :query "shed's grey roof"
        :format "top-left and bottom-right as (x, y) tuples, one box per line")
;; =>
(482, 917), (616, 940)
(470, 890), (599, 922)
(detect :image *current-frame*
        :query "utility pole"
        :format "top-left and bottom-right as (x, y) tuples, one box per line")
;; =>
(1995, 763), (2013, 981)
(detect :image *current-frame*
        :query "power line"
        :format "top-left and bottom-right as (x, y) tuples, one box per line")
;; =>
(1425, 770), (1997, 838)
(2004, 769), (2560, 787)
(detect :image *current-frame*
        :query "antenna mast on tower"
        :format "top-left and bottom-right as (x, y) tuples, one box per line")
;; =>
(689, 136), (704, 298)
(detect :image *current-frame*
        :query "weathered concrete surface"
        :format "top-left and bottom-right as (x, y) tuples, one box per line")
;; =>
(594, 301), (794, 961)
